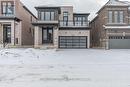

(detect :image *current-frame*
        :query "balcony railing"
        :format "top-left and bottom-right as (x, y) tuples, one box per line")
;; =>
(59, 20), (89, 27)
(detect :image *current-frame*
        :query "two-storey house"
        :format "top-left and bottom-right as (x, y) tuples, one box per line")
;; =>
(32, 6), (90, 49)
(90, 0), (130, 49)
(0, 0), (36, 48)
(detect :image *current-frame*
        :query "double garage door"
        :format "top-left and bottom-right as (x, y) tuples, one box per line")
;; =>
(109, 36), (130, 49)
(59, 36), (87, 48)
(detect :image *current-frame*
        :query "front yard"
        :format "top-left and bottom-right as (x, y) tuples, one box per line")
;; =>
(0, 48), (130, 87)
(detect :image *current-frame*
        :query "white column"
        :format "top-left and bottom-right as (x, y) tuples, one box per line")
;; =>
(19, 21), (22, 45)
(11, 21), (15, 46)
(87, 31), (90, 48)
(34, 26), (39, 47)
(53, 26), (58, 48)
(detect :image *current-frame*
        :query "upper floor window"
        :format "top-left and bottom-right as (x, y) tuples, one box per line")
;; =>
(63, 12), (68, 21)
(119, 11), (123, 23)
(74, 16), (87, 26)
(39, 11), (55, 21)
(108, 11), (113, 23)
(63, 12), (69, 26)
(1, 1), (14, 16)
(108, 11), (124, 23)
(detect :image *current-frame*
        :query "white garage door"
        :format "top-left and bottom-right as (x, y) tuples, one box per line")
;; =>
(109, 36), (130, 49)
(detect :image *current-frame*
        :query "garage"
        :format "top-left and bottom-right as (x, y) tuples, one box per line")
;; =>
(59, 36), (87, 48)
(109, 36), (130, 49)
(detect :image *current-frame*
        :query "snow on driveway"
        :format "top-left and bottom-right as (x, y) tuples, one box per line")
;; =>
(0, 48), (130, 87)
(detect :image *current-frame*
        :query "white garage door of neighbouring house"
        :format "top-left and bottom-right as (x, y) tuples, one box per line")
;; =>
(59, 36), (87, 49)
(109, 36), (130, 49)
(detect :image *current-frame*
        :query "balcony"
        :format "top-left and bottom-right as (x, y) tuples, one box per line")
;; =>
(59, 20), (89, 28)
(32, 20), (59, 26)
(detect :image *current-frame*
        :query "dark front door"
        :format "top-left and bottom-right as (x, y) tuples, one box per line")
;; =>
(42, 27), (53, 44)
(3, 24), (11, 43)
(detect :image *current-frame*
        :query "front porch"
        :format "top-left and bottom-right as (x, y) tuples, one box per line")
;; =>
(0, 18), (22, 48)
(34, 26), (59, 49)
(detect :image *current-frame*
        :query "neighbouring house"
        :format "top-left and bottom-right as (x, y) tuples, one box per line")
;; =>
(32, 6), (90, 49)
(90, 0), (130, 49)
(0, 0), (37, 48)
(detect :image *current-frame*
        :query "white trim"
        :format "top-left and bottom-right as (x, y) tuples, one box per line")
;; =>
(103, 25), (130, 29)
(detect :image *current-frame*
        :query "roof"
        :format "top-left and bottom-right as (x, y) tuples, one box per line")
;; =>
(23, 5), (37, 19)
(0, 16), (21, 22)
(97, 0), (129, 14)
(106, 0), (128, 6)
(35, 6), (61, 14)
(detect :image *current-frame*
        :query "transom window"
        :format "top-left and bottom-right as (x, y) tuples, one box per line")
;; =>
(1, 1), (14, 16)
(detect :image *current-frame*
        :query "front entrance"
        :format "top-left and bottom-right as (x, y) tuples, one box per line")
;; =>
(59, 36), (87, 49)
(42, 27), (53, 44)
(3, 24), (11, 43)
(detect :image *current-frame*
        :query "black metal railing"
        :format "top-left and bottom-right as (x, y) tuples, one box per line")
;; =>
(59, 20), (89, 27)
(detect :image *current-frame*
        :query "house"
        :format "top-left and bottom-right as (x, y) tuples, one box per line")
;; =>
(0, 0), (37, 48)
(32, 6), (90, 49)
(90, 0), (130, 49)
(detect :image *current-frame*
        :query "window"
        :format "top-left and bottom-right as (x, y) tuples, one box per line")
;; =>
(63, 12), (68, 26)
(45, 12), (50, 21)
(119, 11), (124, 23)
(30, 16), (33, 22)
(51, 12), (55, 20)
(40, 11), (55, 21)
(41, 12), (44, 20)
(108, 11), (113, 23)
(108, 11), (124, 23)
(74, 16), (87, 26)
(114, 11), (118, 23)
(1, 1), (14, 16)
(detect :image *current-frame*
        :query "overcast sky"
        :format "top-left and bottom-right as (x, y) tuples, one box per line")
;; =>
(20, 0), (130, 20)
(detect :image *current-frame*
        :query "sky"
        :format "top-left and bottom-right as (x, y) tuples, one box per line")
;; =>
(20, 0), (130, 20)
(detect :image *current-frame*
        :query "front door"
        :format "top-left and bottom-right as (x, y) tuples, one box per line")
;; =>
(42, 27), (53, 44)
(3, 24), (11, 43)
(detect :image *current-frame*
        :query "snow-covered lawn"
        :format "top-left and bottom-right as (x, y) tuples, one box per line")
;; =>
(0, 48), (130, 87)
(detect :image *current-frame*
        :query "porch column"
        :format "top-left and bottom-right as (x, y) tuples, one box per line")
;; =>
(11, 21), (15, 46)
(34, 26), (42, 48)
(87, 31), (90, 48)
(53, 26), (58, 48)
(19, 21), (22, 45)
(0, 24), (3, 44)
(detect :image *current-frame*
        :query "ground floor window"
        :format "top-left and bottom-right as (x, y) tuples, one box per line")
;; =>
(3, 24), (11, 43)
(42, 27), (53, 44)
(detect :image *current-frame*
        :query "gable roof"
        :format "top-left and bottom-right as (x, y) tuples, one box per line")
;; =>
(106, 0), (128, 6)
(97, 0), (129, 14)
